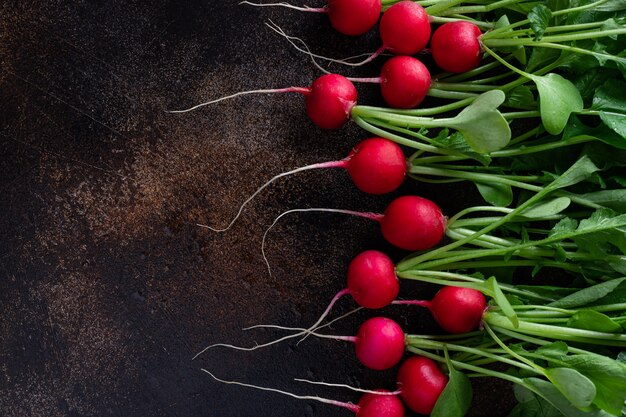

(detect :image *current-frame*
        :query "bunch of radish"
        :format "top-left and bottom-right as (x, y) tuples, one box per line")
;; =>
(174, 0), (626, 415)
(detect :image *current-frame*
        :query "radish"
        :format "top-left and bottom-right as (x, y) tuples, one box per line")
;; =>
(431, 21), (483, 73)
(395, 286), (487, 333)
(242, 0), (381, 36)
(327, 0), (382, 36)
(348, 250), (399, 308)
(355, 390), (405, 417)
(396, 356), (448, 415)
(379, 56), (431, 109)
(304, 316), (406, 370)
(352, 317), (406, 370)
(169, 73), (356, 130)
(300, 250), (399, 339)
(306, 74), (358, 129)
(352, 56), (431, 109)
(203, 138), (405, 232)
(349, 1), (432, 65)
(260, 196), (445, 269)
(379, 1), (431, 56)
(203, 369), (404, 417)
(380, 195), (446, 251)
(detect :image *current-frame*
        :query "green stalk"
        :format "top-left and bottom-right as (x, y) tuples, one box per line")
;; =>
(406, 345), (526, 385)
(485, 312), (626, 346)
(406, 336), (542, 374)
(484, 0), (612, 37)
(396, 270), (554, 302)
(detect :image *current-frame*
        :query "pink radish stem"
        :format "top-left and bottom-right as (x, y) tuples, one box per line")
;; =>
(392, 300), (431, 308)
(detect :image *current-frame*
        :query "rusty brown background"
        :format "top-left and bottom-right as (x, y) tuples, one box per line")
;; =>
(1, 1), (514, 416)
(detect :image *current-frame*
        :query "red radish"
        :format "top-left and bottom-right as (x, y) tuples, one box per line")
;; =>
(306, 74), (358, 129)
(260, 196), (445, 268)
(204, 138), (405, 232)
(347, 250), (399, 308)
(379, 56), (431, 108)
(379, 1), (431, 55)
(380, 195), (446, 251)
(356, 390), (405, 417)
(327, 0), (382, 36)
(203, 369), (404, 417)
(350, 55), (431, 109)
(299, 250), (398, 339)
(345, 138), (407, 193)
(395, 286), (487, 333)
(313, 1), (431, 66)
(353, 317), (406, 370)
(430, 286), (486, 333)
(169, 73), (356, 130)
(431, 21), (483, 73)
(396, 356), (448, 414)
(197, 316), (405, 371)
(243, 0), (381, 36)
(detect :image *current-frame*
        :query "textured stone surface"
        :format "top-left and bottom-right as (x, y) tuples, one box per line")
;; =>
(0, 2), (514, 416)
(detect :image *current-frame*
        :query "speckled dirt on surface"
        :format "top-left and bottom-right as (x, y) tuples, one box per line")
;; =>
(0, 2), (515, 416)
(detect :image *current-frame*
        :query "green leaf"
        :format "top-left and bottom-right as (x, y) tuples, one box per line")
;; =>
(528, 5), (552, 40)
(528, 73), (584, 135)
(563, 115), (626, 150)
(485, 276), (518, 327)
(536, 341), (569, 357)
(544, 367), (597, 409)
(526, 46), (561, 73)
(508, 384), (561, 417)
(592, 79), (626, 140)
(537, 350), (626, 416)
(578, 190), (626, 212)
(447, 90), (512, 153)
(567, 310), (624, 333)
(431, 349), (473, 417)
(475, 181), (513, 207)
(548, 277), (626, 308)
(518, 197), (571, 219)
(504, 86), (536, 109)
(545, 155), (599, 191)
(494, 15), (527, 63)
(524, 378), (610, 417)
(431, 131), (492, 166)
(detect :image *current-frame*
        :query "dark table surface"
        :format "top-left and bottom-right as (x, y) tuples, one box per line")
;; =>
(1, 2), (515, 416)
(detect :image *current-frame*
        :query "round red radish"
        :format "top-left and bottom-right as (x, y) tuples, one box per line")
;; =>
(346, 138), (406, 194)
(380, 196), (445, 251)
(379, 1), (431, 55)
(328, 0), (382, 36)
(431, 21), (483, 73)
(355, 317), (405, 370)
(397, 356), (448, 414)
(356, 390), (405, 417)
(380, 56), (431, 109)
(306, 74), (357, 129)
(430, 286), (486, 333)
(347, 250), (399, 309)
